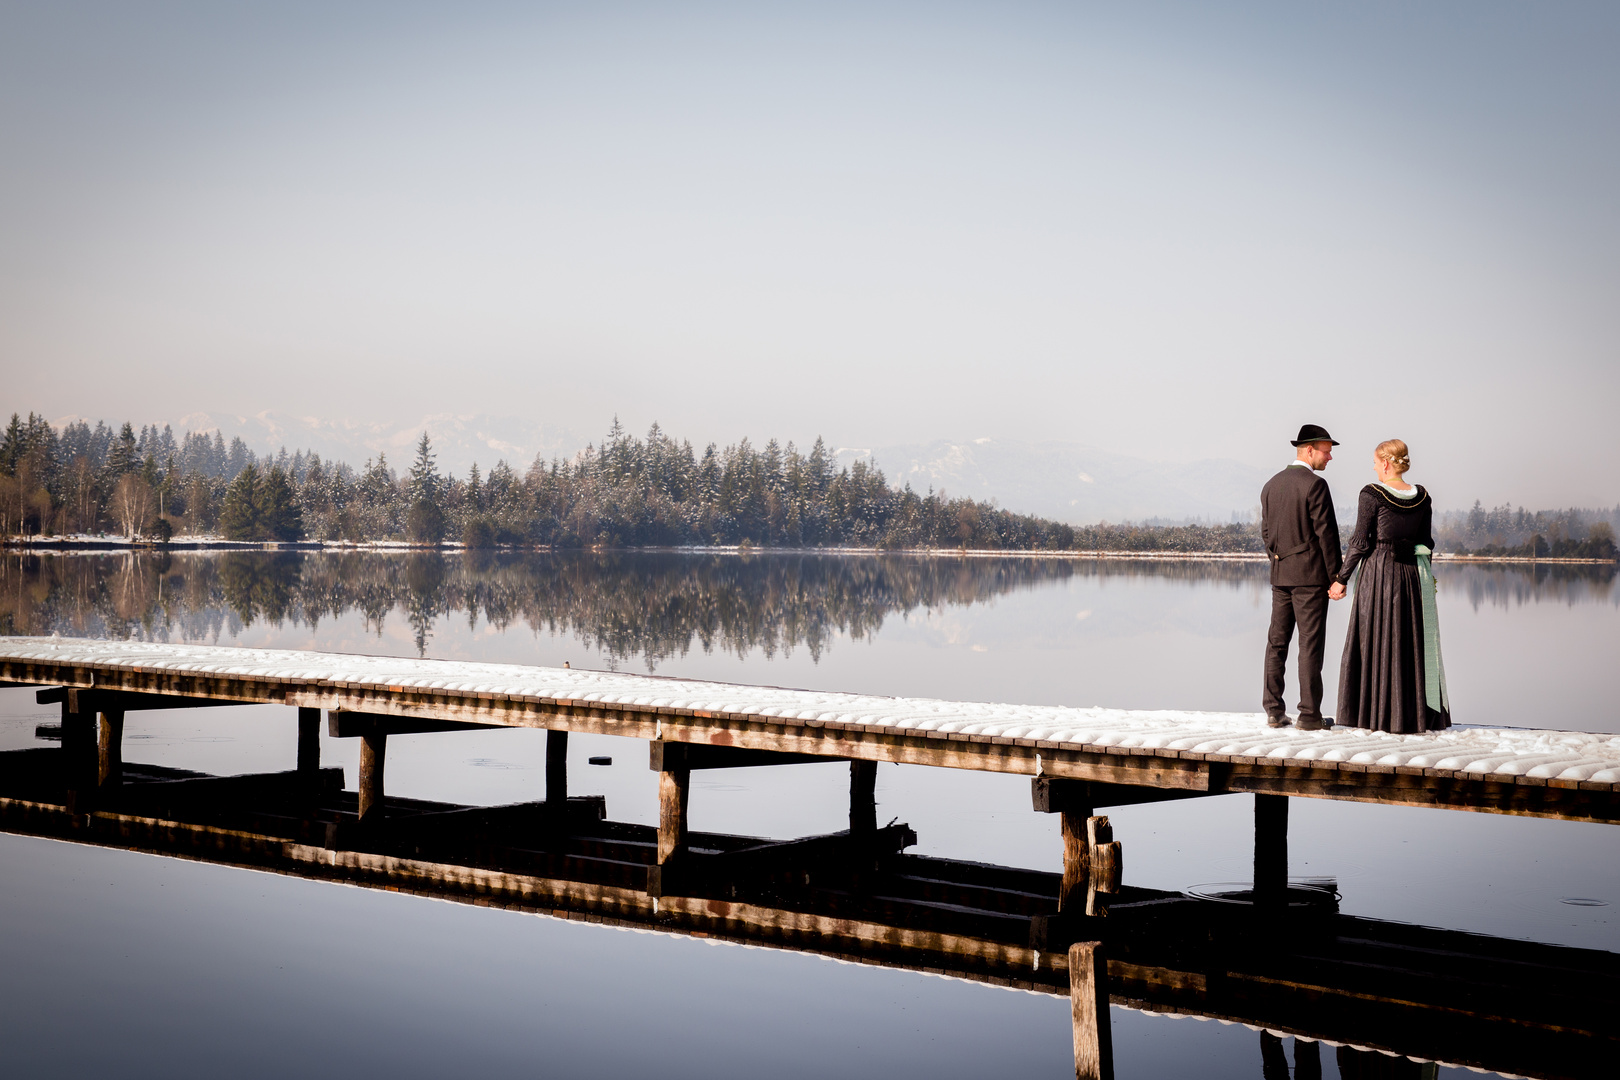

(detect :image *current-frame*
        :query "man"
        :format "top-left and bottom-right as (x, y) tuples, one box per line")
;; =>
(1260, 424), (1344, 731)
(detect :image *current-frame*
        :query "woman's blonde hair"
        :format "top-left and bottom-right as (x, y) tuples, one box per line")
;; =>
(1375, 438), (1410, 475)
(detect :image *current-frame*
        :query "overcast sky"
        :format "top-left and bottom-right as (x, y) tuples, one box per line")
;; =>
(2, 1), (1616, 507)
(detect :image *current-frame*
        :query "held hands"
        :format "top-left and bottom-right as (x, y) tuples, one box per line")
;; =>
(1328, 582), (1346, 601)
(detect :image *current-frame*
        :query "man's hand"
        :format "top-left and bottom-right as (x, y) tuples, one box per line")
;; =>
(1328, 582), (1346, 601)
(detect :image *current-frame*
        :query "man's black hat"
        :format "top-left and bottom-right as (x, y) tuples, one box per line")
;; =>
(1291, 424), (1339, 446)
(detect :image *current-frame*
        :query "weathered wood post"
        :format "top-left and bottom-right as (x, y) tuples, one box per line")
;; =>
(1060, 808), (1093, 911)
(1260, 1031), (1289, 1080)
(850, 759), (878, 837)
(296, 707), (321, 785)
(1293, 1036), (1321, 1080)
(546, 729), (569, 824)
(60, 692), (98, 809)
(358, 730), (387, 824)
(1086, 816), (1122, 916)
(1254, 793), (1289, 907)
(97, 708), (125, 789)
(657, 742), (689, 866)
(1068, 941), (1114, 1080)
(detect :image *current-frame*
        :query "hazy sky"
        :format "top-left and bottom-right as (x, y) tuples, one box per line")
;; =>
(2, 2), (1616, 506)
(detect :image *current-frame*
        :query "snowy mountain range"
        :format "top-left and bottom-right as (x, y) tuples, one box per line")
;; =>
(158, 411), (585, 478)
(838, 438), (1269, 525)
(53, 410), (1271, 524)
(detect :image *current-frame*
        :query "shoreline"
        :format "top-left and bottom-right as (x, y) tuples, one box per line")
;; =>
(0, 537), (1612, 565)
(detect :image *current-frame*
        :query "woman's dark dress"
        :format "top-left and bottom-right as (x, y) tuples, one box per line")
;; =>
(1335, 484), (1451, 733)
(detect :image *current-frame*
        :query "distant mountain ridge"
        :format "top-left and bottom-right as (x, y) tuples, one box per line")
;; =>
(64, 411), (590, 479)
(45, 411), (1271, 523)
(837, 438), (1270, 525)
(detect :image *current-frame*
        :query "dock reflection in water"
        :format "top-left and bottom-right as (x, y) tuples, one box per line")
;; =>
(1, 731), (1613, 1080)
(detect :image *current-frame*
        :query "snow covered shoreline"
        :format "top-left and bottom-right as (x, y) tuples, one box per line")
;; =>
(1, 538), (1612, 564)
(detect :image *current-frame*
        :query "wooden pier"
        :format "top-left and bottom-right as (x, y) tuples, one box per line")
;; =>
(3, 637), (1619, 1078)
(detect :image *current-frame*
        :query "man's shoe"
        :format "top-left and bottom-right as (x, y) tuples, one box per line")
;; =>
(1296, 716), (1325, 732)
(1267, 715), (1292, 728)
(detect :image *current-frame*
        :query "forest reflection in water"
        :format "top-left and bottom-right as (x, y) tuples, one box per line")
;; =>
(1, 549), (1613, 667)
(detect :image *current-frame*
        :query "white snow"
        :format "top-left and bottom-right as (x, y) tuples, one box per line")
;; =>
(4, 637), (1618, 786)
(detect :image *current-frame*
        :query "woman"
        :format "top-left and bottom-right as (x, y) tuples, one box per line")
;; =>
(1335, 439), (1451, 732)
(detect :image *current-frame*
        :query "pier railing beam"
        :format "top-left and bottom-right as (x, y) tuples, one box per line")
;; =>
(358, 731), (387, 824)
(850, 759), (878, 837)
(296, 707), (321, 785)
(1068, 941), (1115, 1080)
(1254, 793), (1288, 907)
(97, 708), (125, 789)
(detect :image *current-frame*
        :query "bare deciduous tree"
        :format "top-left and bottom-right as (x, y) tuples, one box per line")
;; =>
(111, 473), (155, 539)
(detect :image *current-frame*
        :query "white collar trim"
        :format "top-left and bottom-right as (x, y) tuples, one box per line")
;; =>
(1376, 480), (1419, 499)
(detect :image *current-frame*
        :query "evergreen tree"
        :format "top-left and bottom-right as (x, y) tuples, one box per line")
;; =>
(408, 433), (438, 501)
(220, 463), (261, 540)
(406, 433), (445, 542)
(466, 463), (483, 514)
(225, 436), (252, 479)
(105, 423), (138, 476)
(260, 466), (304, 541)
(0, 414), (23, 475)
(90, 421), (114, 468)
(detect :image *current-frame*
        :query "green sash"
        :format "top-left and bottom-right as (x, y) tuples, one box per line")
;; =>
(1414, 545), (1450, 714)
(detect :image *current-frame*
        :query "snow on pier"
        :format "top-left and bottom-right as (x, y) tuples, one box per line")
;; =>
(4, 636), (1618, 786)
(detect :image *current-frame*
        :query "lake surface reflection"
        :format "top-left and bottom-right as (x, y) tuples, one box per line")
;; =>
(2, 551), (1617, 1079)
(4, 549), (1617, 729)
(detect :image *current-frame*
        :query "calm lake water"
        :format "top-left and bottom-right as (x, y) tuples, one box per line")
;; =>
(2, 551), (1617, 1078)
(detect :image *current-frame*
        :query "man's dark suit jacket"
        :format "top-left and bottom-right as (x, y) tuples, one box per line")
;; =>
(1260, 464), (1342, 587)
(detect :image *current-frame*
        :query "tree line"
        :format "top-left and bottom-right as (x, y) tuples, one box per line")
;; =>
(1435, 502), (1619, 560)
(9, 411), (1607, 558)
(0, 412), (1269, 552)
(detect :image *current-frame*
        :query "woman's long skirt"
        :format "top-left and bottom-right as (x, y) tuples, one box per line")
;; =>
(1337, 548), (1451, 733)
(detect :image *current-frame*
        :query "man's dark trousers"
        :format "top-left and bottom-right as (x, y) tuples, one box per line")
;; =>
(1260, 460), (1341, 724)
(1264, 585), (1328, 723)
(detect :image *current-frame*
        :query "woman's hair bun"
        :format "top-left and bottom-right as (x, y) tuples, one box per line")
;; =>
(1375, 438), (1410, 474)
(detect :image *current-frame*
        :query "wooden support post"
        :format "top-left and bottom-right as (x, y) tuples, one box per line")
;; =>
(1293, 1038), (1321, 1080)
(1085, 816), (1121, 916)
(1068, 941), (1114, 1080)
(1088, 816), (1121, 892)
(97, 709), (124, 788)
(547, 729), (569, 808)
(297, 707), (321, 783)
(657, 758), (690, 865)
(1254, 793), (1288, 907)
(1260, 1031), (1289, 1080)
(358, 731), (387, 824)
(850, 759), (877, 837)
(1059, 807), (1093, 911)
(60, 697), (97, 806)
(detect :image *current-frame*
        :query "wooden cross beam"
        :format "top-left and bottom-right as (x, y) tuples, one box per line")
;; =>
(326, 710), (500, 738)
(1033, 776), (1215, 813)
(36, 687), (253, 712)
(649, 741), (838, 771)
